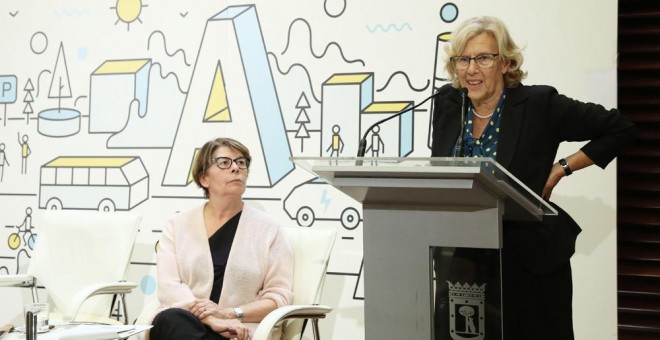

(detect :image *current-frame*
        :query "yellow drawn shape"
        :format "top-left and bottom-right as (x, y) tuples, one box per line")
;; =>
(116, 0), (143, 23)
(326, 73), (371, 85)
(204, 63), (231, 122)
(187, 149), (201, 185)
(438, 32), (452, 42)
(365, 102), (411, 113)
(94, 59), (150, 75)
(44, 157), (136, 168)
(8, 233), (20, 250)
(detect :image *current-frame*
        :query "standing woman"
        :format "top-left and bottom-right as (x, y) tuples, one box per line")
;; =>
(431, 16), (636, 340)
(150, 138), (294, 340)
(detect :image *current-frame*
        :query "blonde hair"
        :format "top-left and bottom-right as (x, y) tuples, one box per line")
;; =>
(444, 16), (527, 88)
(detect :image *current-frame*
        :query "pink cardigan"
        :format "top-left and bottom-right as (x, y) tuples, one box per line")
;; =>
(154, 203), (294, 337)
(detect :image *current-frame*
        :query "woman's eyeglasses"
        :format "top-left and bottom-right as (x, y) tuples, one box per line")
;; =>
(450, 53), (499, 70)
(211, 157), (250, 170)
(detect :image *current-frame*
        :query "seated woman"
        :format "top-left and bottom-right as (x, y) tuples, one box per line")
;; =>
(149, 138), (294, 340)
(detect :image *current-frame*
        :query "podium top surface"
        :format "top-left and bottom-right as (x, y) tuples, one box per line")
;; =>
(292, 157), (557, 220)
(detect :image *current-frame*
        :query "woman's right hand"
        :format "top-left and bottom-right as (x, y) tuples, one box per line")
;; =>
(207, 317), (251, 340)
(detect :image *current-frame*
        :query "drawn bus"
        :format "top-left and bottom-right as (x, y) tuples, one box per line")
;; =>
(39, 156), (149, 211)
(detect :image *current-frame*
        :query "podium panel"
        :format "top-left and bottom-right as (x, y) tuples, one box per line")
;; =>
(292, 157), (555, 340)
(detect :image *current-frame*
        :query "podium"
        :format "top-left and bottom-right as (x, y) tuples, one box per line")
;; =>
(292, 157), (556, 340)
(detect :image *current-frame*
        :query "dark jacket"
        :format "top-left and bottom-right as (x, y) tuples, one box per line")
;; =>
(430, 83), (636, 339)
(431, 83), (635, 271)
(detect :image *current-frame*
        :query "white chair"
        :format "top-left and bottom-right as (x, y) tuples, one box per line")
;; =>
(0, 210), (141, 324)
(253, 226), (336, 340)
(135, 226), (337, 340)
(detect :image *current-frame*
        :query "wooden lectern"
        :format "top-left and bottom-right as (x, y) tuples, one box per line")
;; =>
(292, 157), (556, 340)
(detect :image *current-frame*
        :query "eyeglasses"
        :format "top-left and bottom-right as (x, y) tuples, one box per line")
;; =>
(450, 53), (499, 70)
(211, 156), (250, 170)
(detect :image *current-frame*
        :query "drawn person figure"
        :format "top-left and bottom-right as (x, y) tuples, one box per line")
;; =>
(0, 143), (9, 181)
(17, 133), (31, 174)
(326, 124), (344, 157)
(17, 207), (35, 248)
(365, 125), (385, 157)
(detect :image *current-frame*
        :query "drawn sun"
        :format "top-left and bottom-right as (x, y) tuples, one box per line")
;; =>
(110, 0), (148, 31)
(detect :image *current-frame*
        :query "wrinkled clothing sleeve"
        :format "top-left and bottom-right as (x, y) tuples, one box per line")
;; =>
(258, 225), (294, 307)
(548, 89), (637, 168)
(156, 217), (196, 307)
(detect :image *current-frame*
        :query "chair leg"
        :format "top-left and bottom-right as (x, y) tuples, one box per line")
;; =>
(312, 319), (321, 340)
(121, 294), (129, 325)
(30, 283), (38, 303)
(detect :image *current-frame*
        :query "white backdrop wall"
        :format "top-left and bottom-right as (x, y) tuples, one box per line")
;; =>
(0, 1), (618, 339)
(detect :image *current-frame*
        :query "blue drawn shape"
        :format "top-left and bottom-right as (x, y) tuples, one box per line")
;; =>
(320, 189), (331, 213)
(54, 8), (91, 17)
(440, 3), (459, 23)
(38, 108), (81, 137)
(224, 5), (294, 184)
(107, 63), (184, 149)
(400, 108), (413, 156)
(77, 46), (88, 60)
(140, 275), (156, 295)
(366, 23), (413, 33)
(163, 5), (293, 188)
(0, 75), (18, 103)
(28, 233), (37, 250)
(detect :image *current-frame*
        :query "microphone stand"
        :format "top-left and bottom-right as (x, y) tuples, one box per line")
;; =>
(356, 90), (442, 160)
(453, 88), (468, 157)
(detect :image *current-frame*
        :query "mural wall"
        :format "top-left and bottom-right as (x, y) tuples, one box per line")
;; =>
(0, 1), (619, 339)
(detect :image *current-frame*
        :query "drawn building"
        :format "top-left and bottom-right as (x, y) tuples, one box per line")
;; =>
(89, 59), (151, 133)
(321, 73), (414, 157)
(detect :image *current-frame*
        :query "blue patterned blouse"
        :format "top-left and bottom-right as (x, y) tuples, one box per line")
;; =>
(460, 91), (506, 158)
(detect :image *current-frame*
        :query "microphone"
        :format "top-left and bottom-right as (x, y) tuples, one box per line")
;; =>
(356, 90), (443, 157)
(453, 88), (468, 157)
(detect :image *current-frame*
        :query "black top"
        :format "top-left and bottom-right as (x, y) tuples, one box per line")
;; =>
(208, 211), (241, 302)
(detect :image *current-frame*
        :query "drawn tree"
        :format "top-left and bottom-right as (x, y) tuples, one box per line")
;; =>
(294, 92), (311, 152)
(48, 42), (73, 112)
(23, 78), (35, 124)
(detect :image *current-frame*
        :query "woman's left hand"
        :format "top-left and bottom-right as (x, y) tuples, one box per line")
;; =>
(190, 299), (233, 320)
(542, 162), (565, 200)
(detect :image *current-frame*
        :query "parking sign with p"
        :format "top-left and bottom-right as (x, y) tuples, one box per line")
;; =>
(0, 75), (18, 104)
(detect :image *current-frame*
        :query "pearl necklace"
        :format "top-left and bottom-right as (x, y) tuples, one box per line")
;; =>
(473, 110), (494, 119)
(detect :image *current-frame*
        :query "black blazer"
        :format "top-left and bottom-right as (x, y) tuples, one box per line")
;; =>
(431, 83), (636, 273)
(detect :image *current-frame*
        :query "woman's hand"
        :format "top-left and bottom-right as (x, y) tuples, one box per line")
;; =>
(190, 299), (235, 320)
(542, 162), (565, 200)
(207, 316), (252, 340)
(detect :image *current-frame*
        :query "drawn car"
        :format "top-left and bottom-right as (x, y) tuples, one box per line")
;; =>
(283, 178), (361, 229)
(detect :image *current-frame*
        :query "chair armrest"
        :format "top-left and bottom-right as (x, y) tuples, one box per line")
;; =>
(253, 304), (332, 340)
(0, 274), (34, 287)
(84, 281), (139, 296)
(65, 282), (138, 320)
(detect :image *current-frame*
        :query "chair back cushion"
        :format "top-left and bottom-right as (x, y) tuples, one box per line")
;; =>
(28, 210), (141, 319)
(282, 226), (336, 338)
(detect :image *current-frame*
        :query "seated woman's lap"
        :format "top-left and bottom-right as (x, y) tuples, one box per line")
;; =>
(151, 308), (229, 340)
